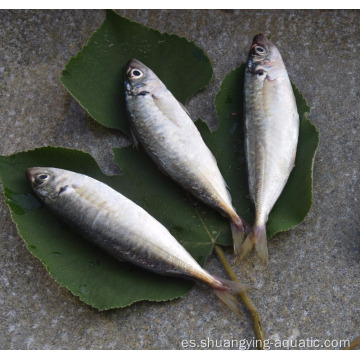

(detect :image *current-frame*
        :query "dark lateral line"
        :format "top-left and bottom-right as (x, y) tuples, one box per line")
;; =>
(137, 91), (150, 96)
(58, 186), (68, 195)
(248, 68), (264, 76)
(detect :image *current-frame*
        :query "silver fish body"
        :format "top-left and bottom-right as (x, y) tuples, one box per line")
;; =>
(241, 34), (299, 264)
(26, 167), (249, 310)
(125, 59), (247, 254)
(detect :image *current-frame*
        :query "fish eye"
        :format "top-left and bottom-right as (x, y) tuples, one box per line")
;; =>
(35, 173), (50, 185)
(252, 46), (266, 56)
(130, 69), (143, 79)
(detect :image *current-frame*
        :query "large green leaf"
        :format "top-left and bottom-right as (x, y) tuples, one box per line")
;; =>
(60, 10), (213, 135)
(1, 12), (318, 310)
(212, 65), (319, 240)
(0, 147), (221, 310)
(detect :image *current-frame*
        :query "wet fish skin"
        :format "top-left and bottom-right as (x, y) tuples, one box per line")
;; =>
(125, 59), (247, 255)
(241, 34), (299, 265)
(26, 167), (250, 312)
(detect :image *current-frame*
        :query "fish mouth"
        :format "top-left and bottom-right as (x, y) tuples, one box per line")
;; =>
(25, 167), (37, 183)
(25, 167), (45, 187)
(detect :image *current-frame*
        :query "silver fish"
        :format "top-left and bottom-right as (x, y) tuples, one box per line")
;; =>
(125, 59), (247, 256)
(26, 167), (250, 312)
(241, 34), (299, 265)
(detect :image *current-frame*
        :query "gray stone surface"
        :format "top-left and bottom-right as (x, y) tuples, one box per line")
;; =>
(0, 9), (359, 350)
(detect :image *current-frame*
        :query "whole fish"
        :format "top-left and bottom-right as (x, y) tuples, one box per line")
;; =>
(241, 34), (299, 265)
(26, 167), (250, 312)
(125, 59), (247, 256)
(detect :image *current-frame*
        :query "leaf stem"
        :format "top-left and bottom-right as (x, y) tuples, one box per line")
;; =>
(343, 335), (360, 350)
(191, 203), (264, 349)
(214, 244), (265, 350)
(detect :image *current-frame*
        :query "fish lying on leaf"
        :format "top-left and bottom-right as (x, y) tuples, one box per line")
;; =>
(125, 59), (247, 259)
(241, 34), (299, 265)
(26, 167), (251, 313)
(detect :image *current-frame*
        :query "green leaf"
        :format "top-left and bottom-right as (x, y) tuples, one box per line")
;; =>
(1, 25), (318, 310)
(0, 147), (221, 310)
(212, 64), (319, 241)
(60, 10), (213, 135)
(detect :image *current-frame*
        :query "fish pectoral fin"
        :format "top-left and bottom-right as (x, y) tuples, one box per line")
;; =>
(152, 89), (193, 129)
(177, 100), (191, 118)
(130, 129), (139, 149)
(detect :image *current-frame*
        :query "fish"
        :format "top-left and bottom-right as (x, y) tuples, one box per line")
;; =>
(125, 58), (247, 257)
(26, 167), (251, 313)
(241, 34), (299, 265)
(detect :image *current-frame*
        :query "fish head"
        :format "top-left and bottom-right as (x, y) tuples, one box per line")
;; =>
(246, 34), (284, 77)
(125, 59), (165, 97)
(26, 167), (69, 200)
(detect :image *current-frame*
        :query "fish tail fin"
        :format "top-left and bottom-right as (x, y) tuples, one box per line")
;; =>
(212, 277), (252, 316)
(238, 224), (268, 266)
(213, 290), (242, 315)
(254, 225), (268, 266)
(230, 216), (248, 257)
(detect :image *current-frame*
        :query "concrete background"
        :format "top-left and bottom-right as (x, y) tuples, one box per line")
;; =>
(0, 9), (359, 350)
